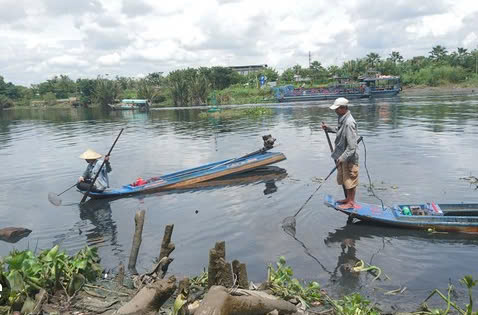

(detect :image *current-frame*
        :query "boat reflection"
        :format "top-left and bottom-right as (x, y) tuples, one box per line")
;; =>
(324, 222), (478, 246)
(171, 166), (287, 194)
(323, 222), (478, 290)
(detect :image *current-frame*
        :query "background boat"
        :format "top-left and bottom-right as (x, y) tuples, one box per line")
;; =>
(108, 99), (150, 111)
(274, 74), (401, 102)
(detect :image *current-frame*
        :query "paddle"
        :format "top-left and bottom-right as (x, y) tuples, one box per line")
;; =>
(281, 136), (363, 236)
(80, 128), (124, 204)
(324, 127), (348, 198)
(48, 183), (78, 206)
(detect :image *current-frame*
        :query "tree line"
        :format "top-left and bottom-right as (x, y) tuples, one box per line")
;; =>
(1, 45), (477, 108)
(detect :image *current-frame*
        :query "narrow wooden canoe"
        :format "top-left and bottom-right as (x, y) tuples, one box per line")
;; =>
(324, 195), (478, 233)
(81, 151), (286, 199)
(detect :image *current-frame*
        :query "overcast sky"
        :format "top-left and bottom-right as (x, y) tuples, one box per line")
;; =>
(1, 0), (478, 86)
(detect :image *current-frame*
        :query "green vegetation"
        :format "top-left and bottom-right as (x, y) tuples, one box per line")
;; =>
(267, 256), (322, 308)
(1, 45), (477, 109)
(198, 106), (273, 119)
(0, 245), (101, 312)
(190, 269), (208, 287)
(266, 256), (382, 313)
(421, 275), (478, 315)
(326, 293), (380, 315)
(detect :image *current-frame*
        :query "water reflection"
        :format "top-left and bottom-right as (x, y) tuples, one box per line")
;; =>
(79, 199), (119, 248)
(77, 166), (287, 248)
(325, 222), (478, 246)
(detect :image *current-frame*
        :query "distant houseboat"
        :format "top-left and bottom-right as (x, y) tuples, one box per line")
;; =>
(273, 75), (401, 103)
(359, 74), (401, 98)
(109, 99), (150, 111)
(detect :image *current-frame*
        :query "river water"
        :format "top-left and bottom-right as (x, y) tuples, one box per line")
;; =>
(1, 91), (477, 311)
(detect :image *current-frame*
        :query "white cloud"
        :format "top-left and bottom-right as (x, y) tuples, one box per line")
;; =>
(463, 32), (478, 49)
(48, 55), (89, 67)
(98, 53), (121, 66)
(1, 0), (478, 86)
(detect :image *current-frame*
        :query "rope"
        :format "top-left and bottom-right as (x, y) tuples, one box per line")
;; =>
(361, 138), (386, 211)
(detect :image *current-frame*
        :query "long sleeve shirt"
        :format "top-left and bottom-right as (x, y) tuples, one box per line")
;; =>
(82, 159), (112, 191)
(328, 111), (359, 164)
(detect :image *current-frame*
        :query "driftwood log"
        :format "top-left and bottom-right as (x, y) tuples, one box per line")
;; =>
(194, 285), (297, 315)
(0, 227), (32, 243)
(128, 210), (145, 274)
(115, 276), (177, 315)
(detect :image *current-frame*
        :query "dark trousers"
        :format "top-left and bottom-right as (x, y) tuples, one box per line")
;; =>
(76, 181), (104, 192)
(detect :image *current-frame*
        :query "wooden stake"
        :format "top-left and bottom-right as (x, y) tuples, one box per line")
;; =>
(128, 210), (145, 274)
(159, 224), (175, 261)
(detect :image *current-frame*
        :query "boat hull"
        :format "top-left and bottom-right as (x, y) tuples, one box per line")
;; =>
(324, 195), (478, 233)
(108, 104), (149, 111)
(278, 93), (366, 102)
(82, 151), (286, 199)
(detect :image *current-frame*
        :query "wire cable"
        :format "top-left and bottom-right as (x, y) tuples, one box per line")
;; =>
(361, 138), (386, 211)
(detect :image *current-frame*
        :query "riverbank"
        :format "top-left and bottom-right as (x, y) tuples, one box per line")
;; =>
(5, 83), (478, 110)
(2, 217), (475, 314)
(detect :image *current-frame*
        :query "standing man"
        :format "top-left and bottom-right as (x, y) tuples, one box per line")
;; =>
(77, 149), (112, 192)
(321, 97), (359, 209)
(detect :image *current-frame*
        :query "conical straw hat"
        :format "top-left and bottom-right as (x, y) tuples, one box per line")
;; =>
(79, 149), (102, 160)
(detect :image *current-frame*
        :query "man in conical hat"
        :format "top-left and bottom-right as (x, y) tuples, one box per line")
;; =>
(77, 149), (112, 192)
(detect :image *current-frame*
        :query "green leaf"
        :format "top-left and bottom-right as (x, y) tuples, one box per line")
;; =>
(172, 293), (187, 315)
(5, 251), (28, 270)
(21, 296), (36, 314)
(76, 259), (87, 270)
(67, 274), (85, 296)
(44, 245), (60, 262)
(7, 270), (25, 292)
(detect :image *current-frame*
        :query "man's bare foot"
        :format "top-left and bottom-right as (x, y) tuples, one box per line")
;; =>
(336, 199), (348, 204)
(338, 202), (355, 209)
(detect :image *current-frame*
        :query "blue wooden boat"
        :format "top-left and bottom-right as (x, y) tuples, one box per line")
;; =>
(80, 150), (286, 199)
(324, 195), (478, 233)
(273, 84), (365, 103)
(273, 75), (401, 103)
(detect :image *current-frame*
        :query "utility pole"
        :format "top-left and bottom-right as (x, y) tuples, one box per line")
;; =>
(309, 51), (311, 68)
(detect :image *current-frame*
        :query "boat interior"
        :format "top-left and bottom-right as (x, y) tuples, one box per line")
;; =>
(397, 203), (478, 217)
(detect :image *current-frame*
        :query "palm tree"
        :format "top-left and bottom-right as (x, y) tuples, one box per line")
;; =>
(366, 53), (381, 69)
(429, 45), (448, 62)
(389, 51), (403, 64)
(94, 77), (120, 108)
